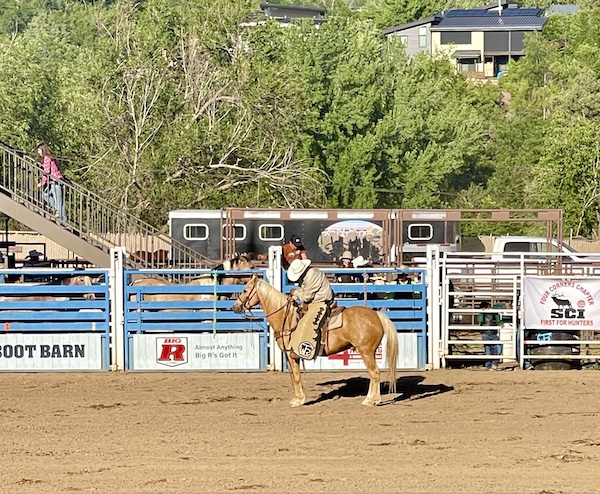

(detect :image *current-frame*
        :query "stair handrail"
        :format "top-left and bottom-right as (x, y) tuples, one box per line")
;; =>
(0, 142), (217, 269)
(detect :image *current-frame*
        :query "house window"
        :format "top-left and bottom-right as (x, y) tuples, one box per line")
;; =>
(484, 31), (509, 51)
(400, 35), (408, 45)
(511, 31), (525, 52)
(184, 224), (208, 241)
(458, 58), (478, 72)
(418, 27), (427, 48)
(259, 224), (284, 241)
(441, 31), (472, 45)
(222, 224), (246, 241)
(408, 224), (433, 241)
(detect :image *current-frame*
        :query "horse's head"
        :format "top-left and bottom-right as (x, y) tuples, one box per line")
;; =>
(61, 274), (96, 300)
(224, 255), (256, 271)
(232, 275), (260, 314)
(218, 255), (257, 286)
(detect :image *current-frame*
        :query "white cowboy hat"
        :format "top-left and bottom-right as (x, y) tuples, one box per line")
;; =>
(287, 259), (312, 282)
(352, 255), (368, 268)
(341, 250), (353, 260)
(370, 274), (386, 284)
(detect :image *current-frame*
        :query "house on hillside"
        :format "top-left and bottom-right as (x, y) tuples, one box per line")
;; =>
(431, 7), (547, 78)
(383, 15), (443, 58)
(384, 3), (548, 78)
(241, 2), (327, 27)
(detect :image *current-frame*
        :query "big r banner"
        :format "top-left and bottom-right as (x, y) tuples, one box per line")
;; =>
(132, 333), (262, 370)
(522, 276), (600, 329)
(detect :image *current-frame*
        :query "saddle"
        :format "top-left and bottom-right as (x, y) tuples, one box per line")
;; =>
(289, 303), (345, 360)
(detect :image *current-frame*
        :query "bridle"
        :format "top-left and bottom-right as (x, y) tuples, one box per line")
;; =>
(237, 281), (258, 313)
(237, 280), (297, 357)
(237, 280), (293, 319)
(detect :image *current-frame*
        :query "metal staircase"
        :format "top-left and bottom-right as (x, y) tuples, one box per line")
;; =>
(0, 143), (215, 268)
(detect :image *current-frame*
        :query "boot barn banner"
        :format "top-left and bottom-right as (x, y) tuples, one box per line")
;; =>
(522, 277), (600, 329)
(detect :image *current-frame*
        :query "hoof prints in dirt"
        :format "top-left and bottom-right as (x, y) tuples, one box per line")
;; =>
(87, 403), (124, 409)
(159, 396), (274, 406)
(16, 479), (42, 485)
(231, 484), (267, 490)
(572, 438), (600, 446)
(550, 451), (592, 462)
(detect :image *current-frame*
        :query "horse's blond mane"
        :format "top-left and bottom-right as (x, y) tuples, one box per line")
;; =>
(255, 279), (287, 307)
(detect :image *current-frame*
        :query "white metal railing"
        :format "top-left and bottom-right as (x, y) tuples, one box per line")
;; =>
(440, 251), (600, 369)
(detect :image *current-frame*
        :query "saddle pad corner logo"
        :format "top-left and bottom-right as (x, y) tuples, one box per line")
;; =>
(298, 341), (314, 357)
(156, 337), (188, 366)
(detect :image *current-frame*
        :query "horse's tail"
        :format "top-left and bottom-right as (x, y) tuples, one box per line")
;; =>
(377, 311), (398, 394)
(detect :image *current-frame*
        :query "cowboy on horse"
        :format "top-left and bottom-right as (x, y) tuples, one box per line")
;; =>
(286, 259), (335, 360)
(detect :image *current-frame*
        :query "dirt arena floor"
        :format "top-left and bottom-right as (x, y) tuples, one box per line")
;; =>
(2, 369), (600, 494)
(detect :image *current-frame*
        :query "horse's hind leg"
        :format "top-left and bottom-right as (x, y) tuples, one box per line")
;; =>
(286, 353), (306, 407)
(358, 350), (381, 406)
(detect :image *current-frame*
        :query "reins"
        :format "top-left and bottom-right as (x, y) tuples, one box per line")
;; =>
(238, 281), (292, 321)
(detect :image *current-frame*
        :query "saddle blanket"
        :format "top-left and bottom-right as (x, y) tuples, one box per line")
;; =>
(289, 304), (345, 360)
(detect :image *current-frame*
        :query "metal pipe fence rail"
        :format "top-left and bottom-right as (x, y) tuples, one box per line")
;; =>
(0, 143), (215, 269)
(440, 251), (600, 369)
(443, 274), (519, 367)
(0, 268), (111, 371)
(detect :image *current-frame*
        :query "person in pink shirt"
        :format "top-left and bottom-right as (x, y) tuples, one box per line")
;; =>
(37, 143), (67, 221)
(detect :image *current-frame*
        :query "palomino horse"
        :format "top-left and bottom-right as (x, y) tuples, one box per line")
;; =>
(59, 274), (97, 300)
(0, 274), (98, 302)
(232, 275), (399, 406)
(131, 255), (256, 306)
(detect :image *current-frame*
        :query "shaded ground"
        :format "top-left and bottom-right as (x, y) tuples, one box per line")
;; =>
(2, 369), (600, 493)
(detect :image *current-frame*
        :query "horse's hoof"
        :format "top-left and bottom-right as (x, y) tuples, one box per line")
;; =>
(290, 397), (306, 407)
(361, 398), (377, 406)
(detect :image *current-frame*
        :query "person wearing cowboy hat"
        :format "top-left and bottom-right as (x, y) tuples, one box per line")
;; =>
(287, 259), (334, 360)
(340, 250), (353, 266)
(25, 249), (43, 259)
(335, 251), (355, 285)
(282, 235), (307, 269)
(23, 249), (49, 282)
(350, 255), (371, 285)
(335, 251), (365, 298)
(287, 259), (333, 306)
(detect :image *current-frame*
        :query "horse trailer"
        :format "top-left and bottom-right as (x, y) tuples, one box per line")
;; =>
(168, 208), (461, 265)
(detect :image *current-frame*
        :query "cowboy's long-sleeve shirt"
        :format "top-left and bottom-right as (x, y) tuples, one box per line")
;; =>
(291, 268), (334, 303)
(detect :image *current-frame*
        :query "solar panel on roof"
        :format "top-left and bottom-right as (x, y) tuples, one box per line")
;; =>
(502, 8), (542, 15)
(446, 9), (490, 16)
(436, 15), (546, 27)
(446, 7), (542, 17)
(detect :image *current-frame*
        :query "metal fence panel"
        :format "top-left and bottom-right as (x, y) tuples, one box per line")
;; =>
(0, 269), (110, 371)
(124, 269), (269, 371)
(283, 267), (427, 370)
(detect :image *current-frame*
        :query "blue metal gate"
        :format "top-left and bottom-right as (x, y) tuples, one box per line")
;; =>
(124, 269), (269, 371)
(0, 269), (111, 371)
(283, 267), (428, 370)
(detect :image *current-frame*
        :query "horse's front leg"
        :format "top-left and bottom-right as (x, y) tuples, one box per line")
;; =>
(286, 353), (306, 407)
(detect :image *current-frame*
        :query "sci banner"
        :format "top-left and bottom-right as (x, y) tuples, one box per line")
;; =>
(522, 276), (600, 330)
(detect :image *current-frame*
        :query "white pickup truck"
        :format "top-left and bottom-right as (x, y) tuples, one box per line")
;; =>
(441, 236), (600, 288)
(489, 236), (594, 263)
